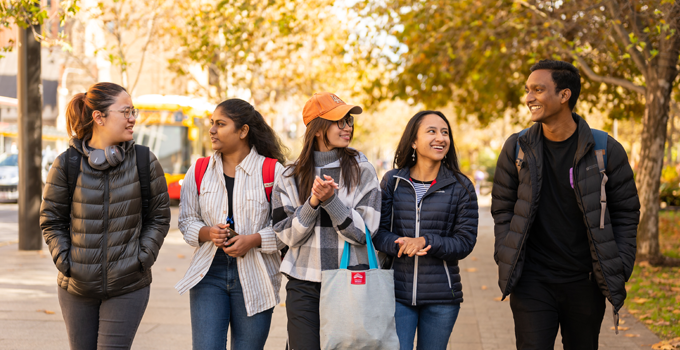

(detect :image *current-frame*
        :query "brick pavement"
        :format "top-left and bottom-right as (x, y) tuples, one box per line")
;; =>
(0, 203), (663, 349)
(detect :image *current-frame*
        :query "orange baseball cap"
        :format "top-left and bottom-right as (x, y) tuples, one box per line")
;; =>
(302, 92), (363, 126)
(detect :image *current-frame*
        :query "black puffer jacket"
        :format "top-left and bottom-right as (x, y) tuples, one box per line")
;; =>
(491, 113), (639, 313)
(40, 138), (171, 299)
(373, 166), (478, 305)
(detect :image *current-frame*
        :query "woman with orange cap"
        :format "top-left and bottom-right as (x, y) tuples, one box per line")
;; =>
(271, 92), (381, 349)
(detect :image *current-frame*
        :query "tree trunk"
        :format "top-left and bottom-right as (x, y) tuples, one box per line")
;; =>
(667, 113), (674, 167)
(636, 81), (669, 262)
(636, 43), (680, 263)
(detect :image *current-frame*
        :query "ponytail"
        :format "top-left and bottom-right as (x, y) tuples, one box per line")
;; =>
(65, 83), (128, 139)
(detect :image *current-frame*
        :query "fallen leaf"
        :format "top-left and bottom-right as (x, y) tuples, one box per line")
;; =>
(654, 320), (671, 326)
(166, 267), (175, 272)
(652, 341), (677, 350)
(628, 309), (641, 314)
(279, 303), (286, 307)
(624, 334), (640, 338)
(672, 310), (680, 314)
(619, 319), (626, 324)
(625, 285), (632, 291)
(638, 261), (651, 267)
(481, 285), (488, 290)
(44, 310), (55, 315)
(493, 297), (507, 302)
(465, 268), (478, 273)
(611, 326), (630, 331)
(645, 320), (654, 324)
(631, 297), (650, 304)
(177, 254), (185, 259)
(470, 257), (478, 261)
(671, 287), (680, 292)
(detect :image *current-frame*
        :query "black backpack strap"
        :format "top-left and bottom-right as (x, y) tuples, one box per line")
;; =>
(66, 147), (81, 204)
(135, 145), (151, 221)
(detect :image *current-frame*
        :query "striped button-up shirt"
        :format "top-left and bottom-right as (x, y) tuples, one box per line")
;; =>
(175, 147), (286, 316)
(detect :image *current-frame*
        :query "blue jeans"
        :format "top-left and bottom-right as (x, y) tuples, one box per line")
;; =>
(395, 301), (461, 350)
(190, 249), (274, 350)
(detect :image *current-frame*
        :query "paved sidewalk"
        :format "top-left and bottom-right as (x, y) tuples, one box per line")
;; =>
(0, 203), (663, 349)
(448, 205), (661, 350)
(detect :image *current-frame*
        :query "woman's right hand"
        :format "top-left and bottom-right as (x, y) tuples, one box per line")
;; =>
(209, 224), (230, 247)
(310, 175), (338, 208)
(395, 237), (431, 257)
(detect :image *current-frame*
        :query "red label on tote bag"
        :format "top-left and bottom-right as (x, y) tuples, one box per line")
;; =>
(351, 272), (366, 285)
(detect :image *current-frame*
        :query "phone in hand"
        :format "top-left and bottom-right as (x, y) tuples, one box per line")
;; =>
(225, 217), (239, 238)
(225, 217), (239, 248)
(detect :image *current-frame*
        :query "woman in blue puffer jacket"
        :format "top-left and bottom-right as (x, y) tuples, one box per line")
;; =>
(373, 110), (479, 350)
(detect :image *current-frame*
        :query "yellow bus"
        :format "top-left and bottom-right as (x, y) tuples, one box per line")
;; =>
(133, 95), (215, 201)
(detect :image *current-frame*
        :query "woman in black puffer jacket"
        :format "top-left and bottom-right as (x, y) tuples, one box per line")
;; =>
(40, 82), (170, 350)
(373, 111), (478, 350)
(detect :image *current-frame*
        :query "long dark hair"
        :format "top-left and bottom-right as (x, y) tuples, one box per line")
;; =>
(215, 99), (287, 164)
(394, 110), (472, 191)
(290, 117), (360, 204)
(66, 82), (127, 139)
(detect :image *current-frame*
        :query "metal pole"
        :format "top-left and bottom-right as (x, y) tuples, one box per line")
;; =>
(17, 24), (43, 251)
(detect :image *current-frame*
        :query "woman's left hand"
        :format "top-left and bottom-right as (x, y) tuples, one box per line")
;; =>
(223, 234), (261, 257)
(312, 175), (338, 203)
(395, 237), (431, 258)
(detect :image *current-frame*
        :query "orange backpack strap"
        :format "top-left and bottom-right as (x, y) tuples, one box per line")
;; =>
(262, 158), (277, 202)
(194, 157), (211, 196)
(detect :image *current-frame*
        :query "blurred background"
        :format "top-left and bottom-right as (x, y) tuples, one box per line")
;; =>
(1, 0), (679, 258)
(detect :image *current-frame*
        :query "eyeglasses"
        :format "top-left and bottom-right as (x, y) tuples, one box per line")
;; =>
(106, 107), (139, 120)
(337, 115), (354, 129)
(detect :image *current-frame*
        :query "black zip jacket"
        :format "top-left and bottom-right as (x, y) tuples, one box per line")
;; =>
(40, 138), (171, 299)
(373, 166), (478, 305)
(491, 113), (640, 313)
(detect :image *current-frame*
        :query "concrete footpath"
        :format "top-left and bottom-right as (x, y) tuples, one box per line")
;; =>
(0, 202), (662, 349)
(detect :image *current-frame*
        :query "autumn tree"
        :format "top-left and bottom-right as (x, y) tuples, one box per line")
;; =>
(1, 0), (79, 56)
(357, 0), (680, 264)
(165, 0), (360, 107)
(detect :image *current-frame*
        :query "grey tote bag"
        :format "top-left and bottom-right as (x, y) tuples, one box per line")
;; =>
(319, 227), (400, 350)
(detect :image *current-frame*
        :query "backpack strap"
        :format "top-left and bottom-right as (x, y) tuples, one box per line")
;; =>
(66, 146), (81, 204)
(262, 157), (277, 202)
(514, 128), (530, 174)
(591, 129), (609, 229)
(135, 145), (151, 221)
(194, 157), (211, 196)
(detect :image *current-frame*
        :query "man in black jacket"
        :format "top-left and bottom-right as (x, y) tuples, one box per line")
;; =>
(491, 60), (640, 350)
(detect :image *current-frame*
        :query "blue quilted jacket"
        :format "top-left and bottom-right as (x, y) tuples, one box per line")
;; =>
(372, 166), (479, 305)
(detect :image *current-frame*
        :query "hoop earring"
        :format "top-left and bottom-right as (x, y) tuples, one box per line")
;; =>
(412, 149), (416, 162)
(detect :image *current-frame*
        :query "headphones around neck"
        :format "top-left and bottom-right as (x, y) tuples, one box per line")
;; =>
(84, 142), (125, 170)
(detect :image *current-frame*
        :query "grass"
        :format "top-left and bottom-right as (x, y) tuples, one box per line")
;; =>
(625, 211), (680, 341)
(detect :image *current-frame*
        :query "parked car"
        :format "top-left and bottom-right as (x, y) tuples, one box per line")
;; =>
(0, 152), (51, 203)
(0, 153), (19, 202)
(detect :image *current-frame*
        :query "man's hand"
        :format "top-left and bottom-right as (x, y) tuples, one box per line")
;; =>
(395, 237), (431, 258)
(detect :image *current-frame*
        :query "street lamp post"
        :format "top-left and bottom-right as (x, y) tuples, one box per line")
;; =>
(17, 24), (43, 251)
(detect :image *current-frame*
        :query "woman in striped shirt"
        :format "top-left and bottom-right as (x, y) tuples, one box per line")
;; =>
(176, 99), (287, 350)
(271, 92), (381, 349)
